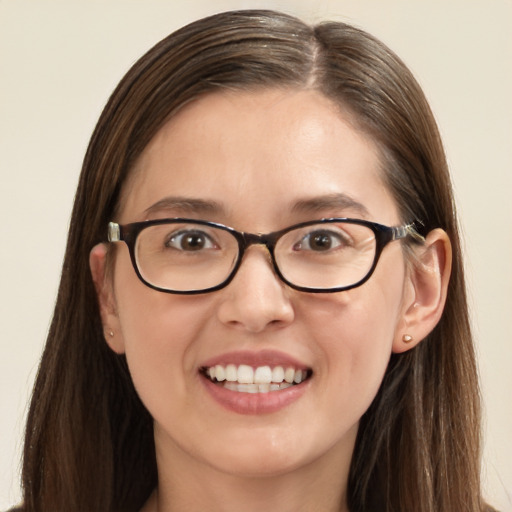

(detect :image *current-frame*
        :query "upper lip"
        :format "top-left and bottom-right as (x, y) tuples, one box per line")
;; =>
(200, 349), (311, 370)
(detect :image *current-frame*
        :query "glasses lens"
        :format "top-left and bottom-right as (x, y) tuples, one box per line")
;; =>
(135, 222), (239, 292)
(275, 221), (377, 290)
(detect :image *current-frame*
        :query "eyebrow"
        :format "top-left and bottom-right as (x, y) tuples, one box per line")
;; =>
(144, 193), (370, 220)
(144, 196), (225, 217)
(291, 193), (370, 218)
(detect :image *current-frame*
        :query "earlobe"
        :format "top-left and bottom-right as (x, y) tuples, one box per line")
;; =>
(393, 228), (452, 354)
(89, 243), (126, 354)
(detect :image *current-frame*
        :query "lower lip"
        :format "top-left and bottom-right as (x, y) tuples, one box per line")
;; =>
(200, 375), (310, 415)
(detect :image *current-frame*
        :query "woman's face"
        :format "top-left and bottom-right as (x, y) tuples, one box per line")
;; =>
(106, 89), (413, 478)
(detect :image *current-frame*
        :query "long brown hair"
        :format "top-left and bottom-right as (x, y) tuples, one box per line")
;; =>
(20, 10), (491, 512)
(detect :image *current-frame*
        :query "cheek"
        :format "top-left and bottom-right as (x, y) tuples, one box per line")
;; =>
(116, 294), (217, 432)
(310, 295), (395, 376)
(302, 259), (406, 413)
(113, 248), (206, 349)
(111, 252), (211, 409)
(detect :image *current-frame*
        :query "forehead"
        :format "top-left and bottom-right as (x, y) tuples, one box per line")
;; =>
(119, 88), (398, 227)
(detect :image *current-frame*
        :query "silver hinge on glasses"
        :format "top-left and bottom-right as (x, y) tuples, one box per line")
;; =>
(393, 225), (408, 240)
(108, 222), (121, 242)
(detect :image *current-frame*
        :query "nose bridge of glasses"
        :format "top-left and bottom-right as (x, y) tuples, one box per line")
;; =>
(237, 231), (279, 269)
(240, 231), (278, 254)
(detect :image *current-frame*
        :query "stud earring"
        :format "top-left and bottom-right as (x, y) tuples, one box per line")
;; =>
(105, 329), (114, 338)
(402, 334), (413, 343)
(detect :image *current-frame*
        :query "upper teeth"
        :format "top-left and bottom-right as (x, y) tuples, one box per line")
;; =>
(206, 364), (307, 385)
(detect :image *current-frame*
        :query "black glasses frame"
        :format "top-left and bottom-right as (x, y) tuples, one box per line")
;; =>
(107, 217), (424, 295)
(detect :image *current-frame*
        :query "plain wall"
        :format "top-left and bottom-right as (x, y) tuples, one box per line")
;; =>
(1, 1), (511, 510)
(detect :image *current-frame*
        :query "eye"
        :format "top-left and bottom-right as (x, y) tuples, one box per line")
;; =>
(165, 230), (217, 251)
(294, 229), (350, 252)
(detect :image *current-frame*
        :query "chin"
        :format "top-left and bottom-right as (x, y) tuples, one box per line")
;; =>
(195, 425), (325, 478)
(210, 451), (310, 479)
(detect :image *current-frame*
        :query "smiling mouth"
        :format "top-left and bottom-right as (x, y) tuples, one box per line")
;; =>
(200, 364), (312, 393)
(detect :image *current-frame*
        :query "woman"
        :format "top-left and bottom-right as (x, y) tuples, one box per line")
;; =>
(17, 9), (494, 512)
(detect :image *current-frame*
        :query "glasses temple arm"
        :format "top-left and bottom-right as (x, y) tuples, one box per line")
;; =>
(391, 223), (426, 243)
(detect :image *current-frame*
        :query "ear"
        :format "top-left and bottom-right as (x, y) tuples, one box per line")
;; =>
(393, 228), (452, 353)
(89, 243), (126, 354)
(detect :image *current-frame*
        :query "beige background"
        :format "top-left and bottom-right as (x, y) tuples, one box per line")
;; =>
(1, 1), (511, 510)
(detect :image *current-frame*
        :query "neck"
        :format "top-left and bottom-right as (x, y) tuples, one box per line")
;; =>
(144, 467), (350, 512)
(142, 427), (354, 512)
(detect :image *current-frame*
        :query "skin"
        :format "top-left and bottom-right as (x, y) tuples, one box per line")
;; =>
(90, 88), (451, 512)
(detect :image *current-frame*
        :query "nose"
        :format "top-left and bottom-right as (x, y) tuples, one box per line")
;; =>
(216, 246), (295, 333)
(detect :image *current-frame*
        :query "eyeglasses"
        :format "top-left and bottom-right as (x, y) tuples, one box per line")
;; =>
(107, 218), (424, 294)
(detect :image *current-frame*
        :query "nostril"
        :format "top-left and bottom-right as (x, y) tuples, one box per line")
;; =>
(216, 290), (294, 333)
